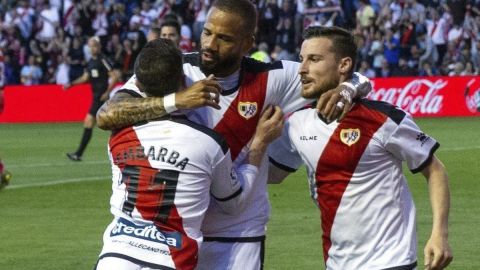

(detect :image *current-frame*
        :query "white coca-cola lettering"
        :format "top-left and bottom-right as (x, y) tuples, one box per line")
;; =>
(368, 79), (446, 114)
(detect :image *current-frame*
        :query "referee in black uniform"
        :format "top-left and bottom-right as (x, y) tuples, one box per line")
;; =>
(65, 36), (119, 161)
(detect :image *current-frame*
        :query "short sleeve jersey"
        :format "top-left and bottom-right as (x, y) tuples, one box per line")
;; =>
(121, 53), (311, 238)
(269, 99), (439, 269)
(102, 115), (244, 269)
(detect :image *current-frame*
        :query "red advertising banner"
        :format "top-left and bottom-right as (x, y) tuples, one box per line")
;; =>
(1, 76), (479, 123)
(0, 84), (92, 123)
(368, 76), (480, 117)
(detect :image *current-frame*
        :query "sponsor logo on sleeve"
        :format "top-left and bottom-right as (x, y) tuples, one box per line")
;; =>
(110, 218), (182, 249)
(238, 102), (258, 119)
(416, 132), (431, 146)
(340, 128), (361, 146)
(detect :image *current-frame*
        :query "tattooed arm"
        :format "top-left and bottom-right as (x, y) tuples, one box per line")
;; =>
(96, 77), (221, 130)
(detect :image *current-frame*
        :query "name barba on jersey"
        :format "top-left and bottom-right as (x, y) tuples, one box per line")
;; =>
(114, 145), (189, 170)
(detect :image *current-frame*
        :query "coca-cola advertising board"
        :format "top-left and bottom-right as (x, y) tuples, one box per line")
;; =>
(1, 77), (480, 123)
(369, 76), (480, 117)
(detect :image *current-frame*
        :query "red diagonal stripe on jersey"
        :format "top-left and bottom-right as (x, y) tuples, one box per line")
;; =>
(109, 128), (198, 269)
(315, 104), (387, 263)
(214, 72), (268, 160)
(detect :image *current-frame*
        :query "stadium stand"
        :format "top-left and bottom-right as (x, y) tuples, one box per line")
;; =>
(0, 0), (479, 86)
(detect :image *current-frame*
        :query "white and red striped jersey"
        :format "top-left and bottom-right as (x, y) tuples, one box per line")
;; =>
(269, 99), (439, 269)
(101, 115), (259, 269)
(121, 53), (371, 239)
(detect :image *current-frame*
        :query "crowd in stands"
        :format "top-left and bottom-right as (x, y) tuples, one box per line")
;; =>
(1, 0), (480, 88)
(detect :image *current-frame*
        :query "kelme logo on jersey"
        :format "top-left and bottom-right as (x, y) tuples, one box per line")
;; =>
(111, 218), (181, 248)
(340, 128), (360, 146)
(238, 102), (258, 119)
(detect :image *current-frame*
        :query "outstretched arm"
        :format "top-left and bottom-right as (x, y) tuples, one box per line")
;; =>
(421, 155), (453, 270)
(96, 76), (222, 130)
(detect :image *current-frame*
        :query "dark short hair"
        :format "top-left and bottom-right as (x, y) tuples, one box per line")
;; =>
(160, 19), (181, 36)
(303, 26), (357, 75)
(211, 0), (257, 36)
(134, 39), (183, 97)
(149, 26), (162, 37)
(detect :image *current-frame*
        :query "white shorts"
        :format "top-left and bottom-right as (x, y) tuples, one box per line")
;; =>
(95, 256), (169, 270)
(196, 236), (265, 270)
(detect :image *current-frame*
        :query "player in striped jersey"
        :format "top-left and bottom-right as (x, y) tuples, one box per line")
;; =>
(95, 39), (284, 270)
(96, 1), (372, 268)
(268, 26), (453, 270)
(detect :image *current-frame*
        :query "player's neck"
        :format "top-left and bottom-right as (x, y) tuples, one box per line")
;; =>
(215, 69), (240, 92)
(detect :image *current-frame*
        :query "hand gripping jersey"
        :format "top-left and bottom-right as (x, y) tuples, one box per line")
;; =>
(269, 99), (439, 269)
(100, 115), (259, 269)
(122, 53), (371, 240)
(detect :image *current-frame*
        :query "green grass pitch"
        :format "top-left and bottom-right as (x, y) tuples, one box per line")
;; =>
(0, 117), (479, 269)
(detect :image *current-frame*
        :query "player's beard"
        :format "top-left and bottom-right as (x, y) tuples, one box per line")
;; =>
(302, 78), (340, 99)
(200, 49), (240, 77)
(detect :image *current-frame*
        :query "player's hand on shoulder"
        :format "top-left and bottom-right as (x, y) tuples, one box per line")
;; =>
(316, 83), (353, 123)
(175, 74), (221, 110)
(423, 235), (453, 270)
(254, 105), (284, 145)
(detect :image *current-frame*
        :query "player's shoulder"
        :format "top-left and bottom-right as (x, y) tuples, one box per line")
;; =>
(169, 115), (229, 154)
(356, 99), (407, 125)
(242, 57), (288, 73)
(287, 105), (317, 125)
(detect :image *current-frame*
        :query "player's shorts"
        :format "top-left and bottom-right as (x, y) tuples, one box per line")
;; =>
(89, 95), (104, 116)
(95, 256), (167, 270)
(97, 218), (183, 270)
(196, 236), (265, 270)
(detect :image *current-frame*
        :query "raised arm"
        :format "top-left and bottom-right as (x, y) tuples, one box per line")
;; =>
(96, 76), (222, 130)
(421, 155), (453, 270)
(317, 71), (372, 122)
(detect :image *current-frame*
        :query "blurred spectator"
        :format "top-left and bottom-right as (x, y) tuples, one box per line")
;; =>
(160, 20), (181, 46)
(426, 8), (451, 65)
(121, 38), (134, 79)
(369, 30), (386, 76)
(391, 57), (418, 76)
(418, 29), (439, 69)
(36, 0), (60, 42)
(109, 3), (128, 37)
(276, 17), (296, 53)
(358, 60), (376, 78)
(258, 0), (279, 49)
(0, 50), (5, 89)
(356, 0), (375, 28)
(270, 44), (296, 61)
(461, 61), (477, 75)
(251, 42), (271, 63)
(379, 59), (392, 77)
(2, 54), (20, 85)
(55, 54), (70, 85)
(383, 28), (401, 69)
(192, 0), (209, 43)
(20, 55), (42, 85)
(419, 61), (439, 76)
(92, 4), (108, 47)
(68, 36), (85, 82)
(0, 0), (479, 86)
(448, 61), (464, 75)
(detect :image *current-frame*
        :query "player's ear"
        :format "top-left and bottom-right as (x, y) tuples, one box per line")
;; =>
(242, 35), (255, 55)
(338, 57), (353, 75)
